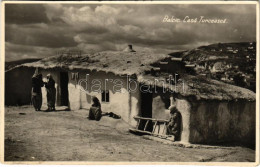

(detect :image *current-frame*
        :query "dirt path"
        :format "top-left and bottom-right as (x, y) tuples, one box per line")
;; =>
(4, 106), (255, 162)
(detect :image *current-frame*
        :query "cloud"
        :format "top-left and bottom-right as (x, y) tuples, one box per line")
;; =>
(5, 3), (257, 61)
(5, 42), (52, 61)
(5, 4), (50, 24)
(5, 42), (78, 61)
(61, 4), (256, 50)
(5, 24), (77, 48)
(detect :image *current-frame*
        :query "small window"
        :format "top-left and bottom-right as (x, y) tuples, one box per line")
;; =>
(101, 90), (109, 102)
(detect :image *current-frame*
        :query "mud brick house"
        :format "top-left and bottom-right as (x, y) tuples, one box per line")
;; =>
(5, 45), (256, 146)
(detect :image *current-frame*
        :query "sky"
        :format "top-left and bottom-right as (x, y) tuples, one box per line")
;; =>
(5, 3), (256, 61)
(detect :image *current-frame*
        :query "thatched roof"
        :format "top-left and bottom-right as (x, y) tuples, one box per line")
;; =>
(21, 51), (169, 76)
(18, 50), (255, 101)
(137, 74), (255, 101)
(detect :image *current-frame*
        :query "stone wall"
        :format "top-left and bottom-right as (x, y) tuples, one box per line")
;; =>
(189, 100), (255, 146)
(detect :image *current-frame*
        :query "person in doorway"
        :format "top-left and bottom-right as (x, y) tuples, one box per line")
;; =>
(44, 74), (56, 111)
(31, 73), (44, 111)
(166, 105), (182, 141)
(88, 96), (102, 121)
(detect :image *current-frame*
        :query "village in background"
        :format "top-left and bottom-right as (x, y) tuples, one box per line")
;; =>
(6, 41), (256, 92)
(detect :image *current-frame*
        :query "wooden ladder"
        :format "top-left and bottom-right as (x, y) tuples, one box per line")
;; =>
(129, 116), (170, 138)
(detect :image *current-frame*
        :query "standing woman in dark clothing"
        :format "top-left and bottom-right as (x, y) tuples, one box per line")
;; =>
(88, 96), (102, 121)
(31, 73), (44, 111)
(45, 74), (56, 111)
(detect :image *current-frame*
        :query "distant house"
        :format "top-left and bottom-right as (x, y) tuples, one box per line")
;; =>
(5, 45), (256, 146)
(226, 46), (232, 50)
(234, 65), (239, 69)
(196, 64), (205, 69)
(208, 55), (218, 60)
(209, 62), (226, 73)
(233, 50), (238, 54)
(226, 63), (232, 68)
(221, 76), (227, 81)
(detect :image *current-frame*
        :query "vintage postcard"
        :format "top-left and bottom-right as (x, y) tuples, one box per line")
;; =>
(1, 1), (259, 165)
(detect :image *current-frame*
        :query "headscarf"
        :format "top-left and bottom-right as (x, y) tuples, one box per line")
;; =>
(169, 105), (178, 114)
(92, 96), (99, 102)
(47, 74), (53, 79)
(92, 96), (100, 106)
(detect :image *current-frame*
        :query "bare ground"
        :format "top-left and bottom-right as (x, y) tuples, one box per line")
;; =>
(4, 106), (255, 162)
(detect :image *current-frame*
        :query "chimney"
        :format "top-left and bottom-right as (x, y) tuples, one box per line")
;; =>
(123, 44), (136, 52)
(128, 45), (133, 50)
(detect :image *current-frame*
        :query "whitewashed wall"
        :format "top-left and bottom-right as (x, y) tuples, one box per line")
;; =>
(67, 70), (140, 126)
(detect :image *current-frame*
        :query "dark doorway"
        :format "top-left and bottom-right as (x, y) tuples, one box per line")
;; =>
(60, 72), (69, 106)
(140, 91), (153, 132)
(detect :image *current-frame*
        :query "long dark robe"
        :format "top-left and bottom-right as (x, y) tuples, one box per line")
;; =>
(166, 111), (182, 141)
(45, 78), (56, 109)
(31, 75), (44, 111)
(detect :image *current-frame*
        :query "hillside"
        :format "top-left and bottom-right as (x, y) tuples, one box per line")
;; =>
(169, 42), (256, 92)
(5, 58), (41, 71)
